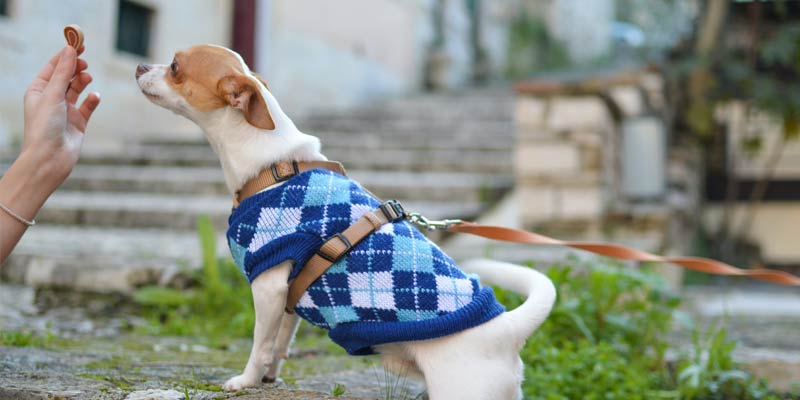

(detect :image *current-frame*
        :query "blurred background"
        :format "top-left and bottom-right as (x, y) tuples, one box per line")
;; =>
(1, 0), (799, 399)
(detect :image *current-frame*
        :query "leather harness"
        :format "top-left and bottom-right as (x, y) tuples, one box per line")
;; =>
(235, 160), (800, 314)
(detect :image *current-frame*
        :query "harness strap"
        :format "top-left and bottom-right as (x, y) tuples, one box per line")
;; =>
(446, 222), (800, 286)
(234, 160), (347, 207)
(285, 200), (407, 313)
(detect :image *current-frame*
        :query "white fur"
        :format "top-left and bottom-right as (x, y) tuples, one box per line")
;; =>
(136, 48), (557, 399)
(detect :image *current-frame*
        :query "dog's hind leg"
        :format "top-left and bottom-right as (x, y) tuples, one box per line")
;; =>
(418, 351), (523, 400)
(223, 262), (292, 392)
(263, 312), (300, 383)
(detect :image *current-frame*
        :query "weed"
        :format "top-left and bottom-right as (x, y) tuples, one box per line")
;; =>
(133, 216), (255, 341)
(331, 383), (347, 397)
(0, 329), (58, 348)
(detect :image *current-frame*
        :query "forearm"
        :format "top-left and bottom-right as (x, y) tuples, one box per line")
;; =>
(0, 149), (63, 263)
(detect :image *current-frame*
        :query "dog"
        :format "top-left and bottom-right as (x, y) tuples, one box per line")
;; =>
(136, 44), (556, 400)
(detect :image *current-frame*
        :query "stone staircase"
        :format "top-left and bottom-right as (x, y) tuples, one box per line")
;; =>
(1, 88), (516, 293)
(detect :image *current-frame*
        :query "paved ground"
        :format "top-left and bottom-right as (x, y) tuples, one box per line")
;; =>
(0, 285), (425, 400)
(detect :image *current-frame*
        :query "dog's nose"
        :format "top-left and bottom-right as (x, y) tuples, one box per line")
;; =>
(135, 63), (151, 79)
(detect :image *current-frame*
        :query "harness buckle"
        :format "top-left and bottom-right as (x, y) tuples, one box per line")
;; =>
(271, 161), (300, 182)
(380, 200), (406, 222)
(317, 233), (352, 263)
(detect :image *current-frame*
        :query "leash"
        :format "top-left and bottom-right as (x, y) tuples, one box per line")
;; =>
(407, 214), (800, 287)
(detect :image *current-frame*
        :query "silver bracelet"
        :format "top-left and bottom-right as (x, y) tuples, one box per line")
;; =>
(0, 201), (36, 227)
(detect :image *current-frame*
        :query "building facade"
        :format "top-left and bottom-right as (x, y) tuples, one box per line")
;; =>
(0, 0), (515, 151)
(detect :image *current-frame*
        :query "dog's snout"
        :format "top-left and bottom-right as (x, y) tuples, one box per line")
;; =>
(135, 63), (152, 79)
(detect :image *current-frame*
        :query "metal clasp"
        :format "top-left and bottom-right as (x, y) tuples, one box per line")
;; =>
(406, 212), (463, 231)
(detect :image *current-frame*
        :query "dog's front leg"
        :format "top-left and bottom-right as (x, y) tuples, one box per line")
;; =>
(223, 262), (292, 392)
(263, 311), (300, 383)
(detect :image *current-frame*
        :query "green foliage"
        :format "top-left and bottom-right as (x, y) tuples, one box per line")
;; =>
(0, 329), (57, 348)
(506, 13), (570, 79)
(677, 326), (781, 400)
(331, 383), (347, 397)
(494, 260), (791, 399)
(133, 216), (254, 341)
(675, 12), (800, 143)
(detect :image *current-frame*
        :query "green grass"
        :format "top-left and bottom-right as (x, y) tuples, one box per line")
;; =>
(0, 329), (61, 348)
(133, 216), (255, 342)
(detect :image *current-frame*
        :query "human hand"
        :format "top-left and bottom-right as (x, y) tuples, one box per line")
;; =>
(22, 45), (101, 189)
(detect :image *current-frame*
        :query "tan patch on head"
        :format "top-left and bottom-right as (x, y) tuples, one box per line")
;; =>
(166, 46), (248, 111)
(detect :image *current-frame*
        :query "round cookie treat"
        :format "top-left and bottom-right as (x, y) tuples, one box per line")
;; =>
(63, 24), (84, 51)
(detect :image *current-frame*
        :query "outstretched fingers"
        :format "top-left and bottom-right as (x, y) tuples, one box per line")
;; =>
(77, 92), (101, 131)
(66, 72), (92, 105)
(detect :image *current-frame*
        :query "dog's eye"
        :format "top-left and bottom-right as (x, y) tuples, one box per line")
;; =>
(170, 61), (179, 75)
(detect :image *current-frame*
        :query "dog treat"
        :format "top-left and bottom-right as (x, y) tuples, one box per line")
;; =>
(63, 24), (84, 51)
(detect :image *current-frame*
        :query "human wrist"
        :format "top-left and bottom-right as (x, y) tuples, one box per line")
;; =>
(1, 149), (62, 209)
(19, 143), (73, 187)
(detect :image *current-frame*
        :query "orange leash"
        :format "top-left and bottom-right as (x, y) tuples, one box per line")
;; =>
(446, 222), (800, 286)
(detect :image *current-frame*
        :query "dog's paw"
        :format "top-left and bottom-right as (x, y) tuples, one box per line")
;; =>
(223, 374), (259, 392)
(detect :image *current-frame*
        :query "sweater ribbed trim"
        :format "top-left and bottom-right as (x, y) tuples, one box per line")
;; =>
(329, 286), (505, 355)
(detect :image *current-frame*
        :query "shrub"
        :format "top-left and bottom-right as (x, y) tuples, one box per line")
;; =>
(494, 258), (792, 399)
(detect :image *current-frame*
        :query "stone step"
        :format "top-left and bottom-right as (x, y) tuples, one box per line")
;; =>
(140, 130), (515, 152)
(299, 118), (514, 134)
(1, 226), (224, 293)
(78, 144), (513, 173)
(79, 145), (221, 167)
(36, 191), (484, 229)
(323, 147), (513, 173)
(49, 165), (510, 203)
(38, 191), (232, 230)
(315, 130), (514, 150)
(60, 164), (228, 195)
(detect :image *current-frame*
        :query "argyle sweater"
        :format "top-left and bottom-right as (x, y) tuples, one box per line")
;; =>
(226, 169), (505, 355)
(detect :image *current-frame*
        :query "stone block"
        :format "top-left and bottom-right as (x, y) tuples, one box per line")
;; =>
(641, 73), (665, 110)
(515, 97), (547, 128)
(516, 142), (581, 176)
(518, 186), (557, 223)
(546, 96), (612, 132)
(569, 130), (605, 147)
(557, 186), (604, 219)
(609, 85), (644, 117)
(580, 146), (603, 170)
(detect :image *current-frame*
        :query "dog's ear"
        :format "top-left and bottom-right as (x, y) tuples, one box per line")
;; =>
(218, 75), (275, 130)
(251, 72), (271, 91)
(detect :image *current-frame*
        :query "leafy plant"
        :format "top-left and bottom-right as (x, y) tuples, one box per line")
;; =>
(493, 259), (792, 399)
(331, 383), (346, 397)
(133, 216), (254, 342)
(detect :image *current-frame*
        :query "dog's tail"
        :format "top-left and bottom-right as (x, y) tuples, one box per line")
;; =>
(460, 258), (556, 345)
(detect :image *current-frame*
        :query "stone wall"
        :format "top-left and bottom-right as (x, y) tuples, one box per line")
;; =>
(513, 69), (702, 287)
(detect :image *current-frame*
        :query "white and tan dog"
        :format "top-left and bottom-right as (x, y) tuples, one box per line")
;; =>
(136, 45), (556, 400)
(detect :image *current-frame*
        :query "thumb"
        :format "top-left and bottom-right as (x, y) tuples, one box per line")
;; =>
(44, 46), (77, 100)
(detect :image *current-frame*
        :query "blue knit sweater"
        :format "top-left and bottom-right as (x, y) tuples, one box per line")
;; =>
(227, 169), (505, 355)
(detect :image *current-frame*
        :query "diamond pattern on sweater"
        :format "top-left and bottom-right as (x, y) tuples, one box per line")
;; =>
(227, 169), (498, 336)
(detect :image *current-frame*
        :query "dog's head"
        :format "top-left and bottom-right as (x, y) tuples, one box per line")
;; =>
(135, 44), (275, 130)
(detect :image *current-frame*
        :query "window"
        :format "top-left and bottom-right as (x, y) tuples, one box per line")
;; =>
(0, 0), (10, 17)
(116, 0), (153, 57)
